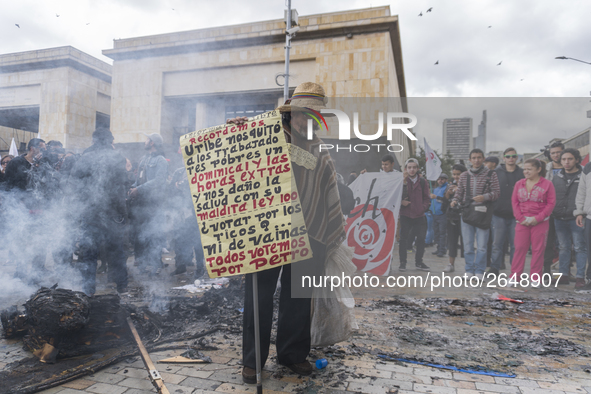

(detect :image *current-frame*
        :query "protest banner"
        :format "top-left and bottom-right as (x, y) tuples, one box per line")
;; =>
(345, 172), (403, 276)
(180, 111), (312, 278)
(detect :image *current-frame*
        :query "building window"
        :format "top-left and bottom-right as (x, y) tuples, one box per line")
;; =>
(96, 112), (110, 130)
(225, 104), (276, 120)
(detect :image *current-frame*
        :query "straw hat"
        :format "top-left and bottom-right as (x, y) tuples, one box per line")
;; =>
(277, 82), (328, 113)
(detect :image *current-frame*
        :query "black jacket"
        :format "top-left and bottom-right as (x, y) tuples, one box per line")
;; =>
(4, 155), (32, 192)
(68, 143), (128, 222)
(493, 164), (524, 219)
(552, 167), (582, 220)
(337, 182), (355, 216)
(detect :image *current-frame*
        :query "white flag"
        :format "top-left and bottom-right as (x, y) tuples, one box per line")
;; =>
(424, 138), (442, 181)
(9, 138), (18, 157)
(345, 172), (403, 276)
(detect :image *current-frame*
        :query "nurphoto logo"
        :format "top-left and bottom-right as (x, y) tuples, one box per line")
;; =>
(308, 110), (418, 153)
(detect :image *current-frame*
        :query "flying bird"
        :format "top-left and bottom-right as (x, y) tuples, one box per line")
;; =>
(15, 24), (20, 28)
(427, 7), (433, 12)
(56, 14), (60, 17)
(488, 26), (492, 28)
(520, 79), (524, 81)
(418, 12), (423, 16)
(434, 60), (439, 65)
(497, 61), (502, 66)
(86, 23), (90, 25)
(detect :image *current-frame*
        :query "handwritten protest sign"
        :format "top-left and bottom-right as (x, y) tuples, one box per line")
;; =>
(180, 111), (312, 278)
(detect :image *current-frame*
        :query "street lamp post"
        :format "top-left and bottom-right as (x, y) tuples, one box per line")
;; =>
(555, 56), (591, 65)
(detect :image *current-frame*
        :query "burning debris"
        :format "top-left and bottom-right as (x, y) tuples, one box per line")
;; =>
(0, 279), (244, 393)
(2, 287), (134, 363)
(22, 287), (90, 363)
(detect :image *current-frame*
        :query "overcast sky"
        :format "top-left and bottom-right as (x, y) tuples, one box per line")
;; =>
(2, 0), (591, 153)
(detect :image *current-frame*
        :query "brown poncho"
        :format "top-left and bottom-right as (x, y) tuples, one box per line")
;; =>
(287, 129), (346, 256)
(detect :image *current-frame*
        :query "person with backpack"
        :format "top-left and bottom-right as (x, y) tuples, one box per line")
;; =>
(398, 158), (431, 272)
(510, 159), (555, 284)
(450, 149), (500, 280)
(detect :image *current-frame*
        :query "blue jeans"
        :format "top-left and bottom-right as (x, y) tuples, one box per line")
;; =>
(491, 215), (516, 271)
(461, 219), (490, 275)
(433, 214), (447, 254)
(554, 218), (588, 278)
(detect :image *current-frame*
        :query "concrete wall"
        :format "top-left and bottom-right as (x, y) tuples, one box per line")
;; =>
(0, 47), (112, 151)
(104, 6), (408, 159)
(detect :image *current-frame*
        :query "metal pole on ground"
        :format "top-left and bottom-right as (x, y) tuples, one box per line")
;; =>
(252, 272), (263, 394)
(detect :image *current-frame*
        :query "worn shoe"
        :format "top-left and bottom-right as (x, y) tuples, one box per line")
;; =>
(415, 262), (430, 271)
(575, 282), (591, 294)
(443, 264), (455, 273)
(399, 263), (407, 272)
(283, 361), (313, 376)
(474, 273), (484, 282)
(431, 251), (439, 255)
(242, 367), (257, 384)
(575, 278), (587, 288)
(173, 265), (187, 275)
(117, 285), (129, 296)
(554, 276), (570, 285)
(485, 267), (499, 280)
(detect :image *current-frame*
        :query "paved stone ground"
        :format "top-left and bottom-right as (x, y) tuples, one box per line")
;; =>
(1, 245), (590, 394)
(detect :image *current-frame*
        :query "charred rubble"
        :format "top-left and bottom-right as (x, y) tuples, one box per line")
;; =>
(0, 279), (244, 394)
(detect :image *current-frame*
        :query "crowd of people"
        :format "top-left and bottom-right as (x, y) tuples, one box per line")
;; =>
(0, 129), (205, 297)
(1, 83), (588, 386)
(392, 142), (591, 292)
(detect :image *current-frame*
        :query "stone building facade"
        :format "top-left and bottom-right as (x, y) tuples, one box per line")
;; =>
(0, 7), (411, 172)
(0, 46), (111, 152)
(102, 6), (411, 172)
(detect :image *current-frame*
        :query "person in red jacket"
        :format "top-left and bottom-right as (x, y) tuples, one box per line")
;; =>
(511, 159), (556, 285)
(398, 158), (431, 272)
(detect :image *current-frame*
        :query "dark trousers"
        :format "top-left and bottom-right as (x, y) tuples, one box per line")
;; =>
(433, 214), (447, 254)
(11, 209), (46, 282)
(398, 215), (427, 265)
(131, 203), (165, 272)
(585, 218), (591, 280)
(491, 215), (516, 271)
(174, 214), (205, 277)
(243, 239), (324, 369)
(447, 219), (464, 258)
(78, 217), (128, 295)
(486, 228), (493, 267)
(543, 217), (557, 275)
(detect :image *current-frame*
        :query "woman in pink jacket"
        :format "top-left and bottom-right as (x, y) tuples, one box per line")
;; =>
(511, 159), (556, 283)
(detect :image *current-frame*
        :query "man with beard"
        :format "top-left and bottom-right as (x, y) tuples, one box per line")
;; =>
(228, 82), (345, 383)
(128, 133), (168, 275)
(68, 128), (129, 296)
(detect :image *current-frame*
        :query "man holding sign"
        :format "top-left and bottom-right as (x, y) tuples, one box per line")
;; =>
(184, 82), (345, 383)
(243, 83), (345, 382)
